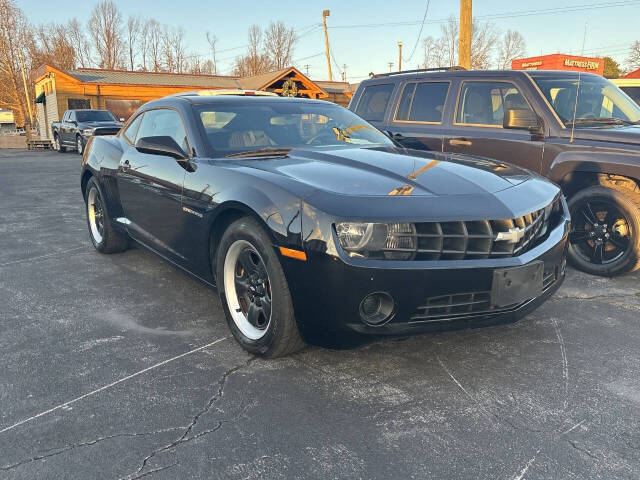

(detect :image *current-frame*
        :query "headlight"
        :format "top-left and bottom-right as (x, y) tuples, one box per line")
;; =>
(336, 222), (417, 260)
(82, 128), (95, 136)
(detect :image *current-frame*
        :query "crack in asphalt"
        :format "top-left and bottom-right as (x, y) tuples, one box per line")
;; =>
(567, 439), (599, 460)
(0, 427), (186, 472)
(551, 292), (640, 302)
(122, 357), (255, 479)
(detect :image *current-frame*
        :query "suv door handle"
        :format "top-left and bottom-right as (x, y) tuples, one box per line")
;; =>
(449, 139), (472, 147)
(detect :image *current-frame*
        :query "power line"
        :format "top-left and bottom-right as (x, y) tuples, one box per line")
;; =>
(328, 1), (640, 29)
(403, 0), (430, 63)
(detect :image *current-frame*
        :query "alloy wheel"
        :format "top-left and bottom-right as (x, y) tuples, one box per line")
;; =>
(223, 240), (272, 340)
(87, 187), (105, 244)
(570, 198), (631, 265)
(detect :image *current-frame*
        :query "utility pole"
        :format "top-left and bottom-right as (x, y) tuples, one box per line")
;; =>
(18, 51), (33, 130)
(342, 64), (347, 81)
(388, 62), (394, 72)
(322, 10), (333, 81)
(304, 64), (310, 76)
(398, 42), (403, 71)
(458, 0), (472, 70)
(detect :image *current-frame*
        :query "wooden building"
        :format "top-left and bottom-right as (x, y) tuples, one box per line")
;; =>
(33, 65), (356, 140)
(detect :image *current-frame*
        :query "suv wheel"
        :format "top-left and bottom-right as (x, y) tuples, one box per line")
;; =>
(215, 216), (305, 357)
(568, 185), (640, 276)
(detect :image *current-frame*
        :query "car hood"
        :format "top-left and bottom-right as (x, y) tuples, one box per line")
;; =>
(79, 121), (122, 129)
(234, 146), (533, 197)
(571, 125), (640, 145)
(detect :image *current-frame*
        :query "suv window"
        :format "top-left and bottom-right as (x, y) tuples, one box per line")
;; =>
(122, 113), (143, 144)
(136, 109), (189, 153)
(396, 82), (449, 123)
(456, 81), (532, 127)
(621, 86), (640, 105)
(355, 84), (394, 122)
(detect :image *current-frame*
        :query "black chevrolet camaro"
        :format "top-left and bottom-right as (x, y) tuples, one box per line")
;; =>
(80, 90), (570, 357)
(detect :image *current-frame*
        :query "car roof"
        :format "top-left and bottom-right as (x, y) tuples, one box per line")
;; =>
(146, 95), (337, 108)
(359, 69), (603, 85)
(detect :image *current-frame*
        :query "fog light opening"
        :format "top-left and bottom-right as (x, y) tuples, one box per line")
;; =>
(359, 292), (394, 326)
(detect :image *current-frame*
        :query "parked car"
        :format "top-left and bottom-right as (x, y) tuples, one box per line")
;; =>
(81, 90), (569, 357)
(612, 78), (640, 106)
(349, 69), (640, 276)
(52, 109), (122, 154)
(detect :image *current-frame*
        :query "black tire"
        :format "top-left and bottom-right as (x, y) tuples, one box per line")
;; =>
(215, 216), (305, 358)
(76, 135), (84, 155)
(567, 185), (640, 276)
(84, 177), (129, 254)
(53, 133), (66, 153)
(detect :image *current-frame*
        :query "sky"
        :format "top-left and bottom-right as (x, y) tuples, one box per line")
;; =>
(15, 0), (640, 81)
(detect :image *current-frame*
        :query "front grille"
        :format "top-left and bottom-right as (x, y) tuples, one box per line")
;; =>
(385, 207), (547, 261)
(409, 267), (557, 322)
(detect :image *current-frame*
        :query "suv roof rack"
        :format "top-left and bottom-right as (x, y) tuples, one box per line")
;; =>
(370, 66), (467, 78)
(175, 89), (279, 98)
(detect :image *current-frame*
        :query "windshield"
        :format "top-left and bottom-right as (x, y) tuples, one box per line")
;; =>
(195, 101), (393, 156)
(532, 75), (640, 127)
(76, 110), (116, 122)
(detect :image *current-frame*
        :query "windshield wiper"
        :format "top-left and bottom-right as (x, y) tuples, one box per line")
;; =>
(225, 148), (291, 158)
(566, 117), (640, 127)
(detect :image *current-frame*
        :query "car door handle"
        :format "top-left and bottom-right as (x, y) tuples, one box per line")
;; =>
(449, 139), (472, 147)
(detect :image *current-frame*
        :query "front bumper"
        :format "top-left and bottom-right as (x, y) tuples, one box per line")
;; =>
(281, 214), (570, 336)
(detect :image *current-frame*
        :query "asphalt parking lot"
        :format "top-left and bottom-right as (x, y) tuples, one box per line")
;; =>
(1, 149), (639, 479)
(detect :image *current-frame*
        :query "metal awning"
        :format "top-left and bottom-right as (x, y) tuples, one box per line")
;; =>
(34, 92), (45, 104)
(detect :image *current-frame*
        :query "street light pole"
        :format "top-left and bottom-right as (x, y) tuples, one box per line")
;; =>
(322, 10), (333, 81)
(398, 42), (403, 71)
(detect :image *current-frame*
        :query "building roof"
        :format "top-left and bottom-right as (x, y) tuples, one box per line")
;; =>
(67, 68), (240, 88)
(315, 81), (358, 94)
(623, 68), (640, 79)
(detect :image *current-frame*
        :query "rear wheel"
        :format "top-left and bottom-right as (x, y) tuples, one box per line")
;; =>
(567, 185), (640, 276)
(76, 135), (84, 155)
(215, 216), (305, 357)
(54, 134), (66, 153)
(85, 177), (129, 253)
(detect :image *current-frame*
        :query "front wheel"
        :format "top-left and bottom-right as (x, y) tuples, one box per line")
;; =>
(215, 217), (305, 357)
(54, 134), (66, 153)
(567, 185), (640, 276)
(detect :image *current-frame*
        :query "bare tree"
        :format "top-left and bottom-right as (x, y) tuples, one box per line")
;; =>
(146, 20), (163, 72)
(232, 25), (273, 76)
(33, 23), (76, 70)
(628, 40), (640, 71)
(422, 36), (446, 69)
(264, 21), (296, 69)
(497, 30), (526, 70)
(0, 0), (31, 126)
(206, 31), (217, 75)
(67, 18), (92, 68)
(471, 20), (499, 70)
(440, 16), (458, 68)
(87, 0), (124, 69)
(126, 15), (141, 71)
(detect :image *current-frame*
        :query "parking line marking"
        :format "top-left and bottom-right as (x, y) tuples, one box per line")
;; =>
(0, 246), (85, 268)
(0, 337), (229, 435)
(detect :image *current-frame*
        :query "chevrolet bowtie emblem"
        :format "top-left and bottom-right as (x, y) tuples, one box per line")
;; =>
(495, 226), (525, 244)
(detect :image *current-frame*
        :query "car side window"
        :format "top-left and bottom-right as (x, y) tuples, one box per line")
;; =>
(456, 82), (532, 127)
(69, 112), (76, 122)
(136, 109), (190, 154)
(408, 82), (450, 123)
(355, 84), (394, 122)
(122, 114), (143, 144)
(395, 83), (416, 121)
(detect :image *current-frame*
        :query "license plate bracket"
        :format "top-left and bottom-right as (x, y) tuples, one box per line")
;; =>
(491, 261), (544, 308)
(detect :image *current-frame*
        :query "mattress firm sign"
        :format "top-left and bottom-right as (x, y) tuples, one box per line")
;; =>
(512, 54), (604, 75)
(563, 58), (600, 70)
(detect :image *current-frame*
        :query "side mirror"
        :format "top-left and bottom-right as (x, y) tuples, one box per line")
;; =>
(136, 136), (188, 160)
(504, 108), (542, 134)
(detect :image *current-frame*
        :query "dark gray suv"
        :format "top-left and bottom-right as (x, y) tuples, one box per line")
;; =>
(349, 69), (640, 276)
